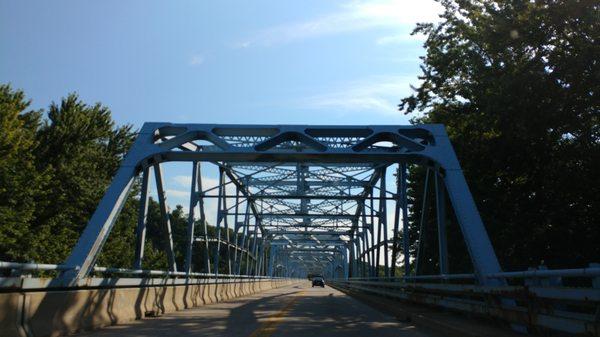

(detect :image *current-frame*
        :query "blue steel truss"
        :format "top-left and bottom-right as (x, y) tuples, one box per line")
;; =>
(59, 123), (505, 285)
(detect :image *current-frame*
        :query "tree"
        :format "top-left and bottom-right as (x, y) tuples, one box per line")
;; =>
(31, 94), (138, 263)
(0, 85), (45, 261)
(0, 87), (199, 271)
(401, 0), (599, 271)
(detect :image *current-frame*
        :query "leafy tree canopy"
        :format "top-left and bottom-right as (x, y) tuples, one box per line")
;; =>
(0, 85), (44, 261)
(402, 0), (599, 270)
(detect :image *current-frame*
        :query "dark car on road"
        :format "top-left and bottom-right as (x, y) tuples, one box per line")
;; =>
(311, 276), (325, 287)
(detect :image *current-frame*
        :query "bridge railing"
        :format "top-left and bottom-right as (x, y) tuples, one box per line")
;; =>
(0, 261), (278, 277)
(347, 265), (600, 283)
(0, 261), (283, 291)
(331, 265), (600, 336)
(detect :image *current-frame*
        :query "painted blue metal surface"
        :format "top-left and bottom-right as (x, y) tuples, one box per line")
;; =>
(57, 123), (504, 286)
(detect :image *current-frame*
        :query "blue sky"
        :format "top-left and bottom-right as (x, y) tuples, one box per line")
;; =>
(1, 0), (441, 223)
(1, 0), (441, 125)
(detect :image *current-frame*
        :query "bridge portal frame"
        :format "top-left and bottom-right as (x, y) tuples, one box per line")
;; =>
(59, 123), (505, 286)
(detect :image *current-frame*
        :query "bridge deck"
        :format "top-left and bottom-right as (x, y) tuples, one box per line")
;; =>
(77, 283), (435, 337)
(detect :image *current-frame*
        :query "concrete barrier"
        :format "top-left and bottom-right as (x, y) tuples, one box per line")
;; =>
(0, 278), (296, 337)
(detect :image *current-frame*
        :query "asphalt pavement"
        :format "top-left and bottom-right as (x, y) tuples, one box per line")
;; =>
(78, 282), (437, 337)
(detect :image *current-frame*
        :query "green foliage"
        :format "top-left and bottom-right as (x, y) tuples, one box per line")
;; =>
(30, 94), (137, 263)
(95, 194), (140, 268)
(0, 85), (45, 261)
(402, 0), (599, 270)
(0, 86), (167, 269)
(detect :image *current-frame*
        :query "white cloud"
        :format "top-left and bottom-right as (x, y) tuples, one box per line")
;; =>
(165, 189), (190, 199)
(189, 54), (204, 66)
(236, 0), (442, 47)
(302, 75), (415, 115)
(173, 175), (192, 188)
(199, 177), (223, 194)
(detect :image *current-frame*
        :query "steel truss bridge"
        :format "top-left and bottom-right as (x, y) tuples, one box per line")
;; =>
(1, 123), (599, 336)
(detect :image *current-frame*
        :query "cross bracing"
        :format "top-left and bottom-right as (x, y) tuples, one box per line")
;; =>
(57, 123), (507, 286)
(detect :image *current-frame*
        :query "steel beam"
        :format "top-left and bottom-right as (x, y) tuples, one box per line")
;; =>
(184, 162), (199, 274)
(133, 166), (151, 270)
(401, 163), (410, 276)
(197, 163), (211, 274)
(435, 169), (449, 275)
(60, 164), (136, 282)
(415, 168), (431, 276)
(213, 168), (226, 276)
(153, 163), (177, 272)
(60, 123), (505, 286)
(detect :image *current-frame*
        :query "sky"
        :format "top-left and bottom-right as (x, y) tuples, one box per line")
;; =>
(1, 0), (442, 226)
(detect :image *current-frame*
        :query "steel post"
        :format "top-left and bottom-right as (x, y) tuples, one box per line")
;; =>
(154, 163), (177, 272)
(134, 166), (151, 269)
(435, 169), (449, 275)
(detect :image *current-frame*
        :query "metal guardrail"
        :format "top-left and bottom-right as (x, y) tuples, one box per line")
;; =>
(91, 266), (275, 279)
(349, 273), (476, 281)
(347, 267), (600, 282)
(0, 261), (77, 272)
(487, 266), (600, 279)
(331, 266), (600, 336)
(0, 261), (284, 291)
(0, 261), (277, 279)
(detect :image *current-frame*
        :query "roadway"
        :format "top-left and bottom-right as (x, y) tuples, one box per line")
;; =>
(78, 282), (437, 337)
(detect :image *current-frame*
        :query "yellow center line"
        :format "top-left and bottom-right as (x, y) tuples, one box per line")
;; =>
(248, 291), (304, 337)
